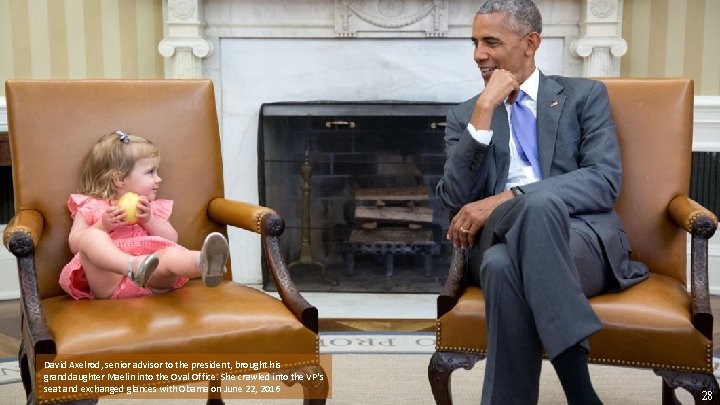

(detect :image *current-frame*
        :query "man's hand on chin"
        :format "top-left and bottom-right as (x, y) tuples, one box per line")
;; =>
(447, 190), (515, 249)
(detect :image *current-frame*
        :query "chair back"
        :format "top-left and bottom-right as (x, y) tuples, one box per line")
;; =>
(602, 78), (693, 284)
(5, 80), (227, 299)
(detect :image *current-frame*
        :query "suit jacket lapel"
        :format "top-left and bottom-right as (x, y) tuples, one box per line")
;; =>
(491, 104), (510, 194)
(536, 74), (565, 179)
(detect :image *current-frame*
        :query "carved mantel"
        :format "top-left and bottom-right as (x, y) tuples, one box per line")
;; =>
(334, 0), (449, 38)
(160, 0), (626, 79)
(159, 0), (213, 79)
(570, 0), (627, 76)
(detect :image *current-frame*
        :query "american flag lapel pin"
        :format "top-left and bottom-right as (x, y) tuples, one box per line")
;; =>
(550, 101), (559, 107)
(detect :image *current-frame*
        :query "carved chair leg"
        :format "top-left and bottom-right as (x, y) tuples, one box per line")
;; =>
(17, 341), (94, 405)
(299, 364), (328, 405)
(207, 378), (225, 405)
(655, 370), (720, 405)
(303, 397), (327, 405)
(276, 364), (328, 405)
(428, 351), (484, 405)
(661, 378), (682, 405)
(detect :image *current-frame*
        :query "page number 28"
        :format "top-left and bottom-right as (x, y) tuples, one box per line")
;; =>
(703, 390), (713, 401)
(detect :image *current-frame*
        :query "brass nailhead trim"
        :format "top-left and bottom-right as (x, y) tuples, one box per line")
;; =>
(688, 212), (701, 230)
(688, 210), (718, 230)
(433, 342), (714, 374)
(254, 208), (274, 233)
(2, 226), (34, 248)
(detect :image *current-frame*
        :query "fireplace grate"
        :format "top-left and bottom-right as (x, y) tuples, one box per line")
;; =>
(259, 102), (454, 293)
(690, 152), (720, 217)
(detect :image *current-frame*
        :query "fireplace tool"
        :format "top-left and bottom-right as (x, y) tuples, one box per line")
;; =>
(288, 150), (338, 285)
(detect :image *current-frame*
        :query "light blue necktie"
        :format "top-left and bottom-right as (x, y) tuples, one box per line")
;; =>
(511, 91), (542, 179)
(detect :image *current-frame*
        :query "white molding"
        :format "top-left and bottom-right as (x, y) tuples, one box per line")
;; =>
(571, 0), (625, 77)
(160, 0), (213, 79)
(334, 0), (449, 38)
(0, 225), (19, 300)
(693, 96), (720, 152)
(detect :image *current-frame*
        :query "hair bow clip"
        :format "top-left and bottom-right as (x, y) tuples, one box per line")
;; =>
(114, 130), (129, 144)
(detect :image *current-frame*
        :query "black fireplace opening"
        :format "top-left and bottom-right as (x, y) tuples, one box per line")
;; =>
(259, 102), (456, 293)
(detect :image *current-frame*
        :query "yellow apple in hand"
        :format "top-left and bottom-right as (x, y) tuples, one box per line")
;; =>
(117, 192), (140, 224)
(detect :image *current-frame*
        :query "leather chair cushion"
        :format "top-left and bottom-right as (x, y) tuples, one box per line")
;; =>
(43, 281), (318, 359)
(436, 273), (712, 373)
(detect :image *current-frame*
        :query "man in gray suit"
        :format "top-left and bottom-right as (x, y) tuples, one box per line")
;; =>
(435, 0), (649, 403)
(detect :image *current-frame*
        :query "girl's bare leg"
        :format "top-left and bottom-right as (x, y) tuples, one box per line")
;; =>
(77, 227), (152, 298)
(145, 247), (201, 290)
(146, 233), (229, 290)
(78, 230), (228, 294)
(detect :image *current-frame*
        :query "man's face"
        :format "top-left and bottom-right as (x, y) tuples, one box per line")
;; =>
(471, 12), (537, 84)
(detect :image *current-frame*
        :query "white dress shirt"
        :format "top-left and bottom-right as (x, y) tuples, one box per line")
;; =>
(466, 68), (541, 191)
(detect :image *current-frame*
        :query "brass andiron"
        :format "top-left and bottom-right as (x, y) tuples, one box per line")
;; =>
(288, 150), (338, 286)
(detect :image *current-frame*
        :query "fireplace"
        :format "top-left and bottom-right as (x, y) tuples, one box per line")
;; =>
(159, 0), (634, 288)
(259, 102), (455, 292)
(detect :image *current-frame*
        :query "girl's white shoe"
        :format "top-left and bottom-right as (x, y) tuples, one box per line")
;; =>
(127, 254), (159, 287)
(199, 232), (229, 287)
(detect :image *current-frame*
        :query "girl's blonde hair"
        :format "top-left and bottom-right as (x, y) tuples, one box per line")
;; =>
(79, 131), (159, 199)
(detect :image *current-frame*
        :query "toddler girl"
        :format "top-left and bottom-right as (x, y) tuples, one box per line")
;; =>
(60, 130), (229, 299)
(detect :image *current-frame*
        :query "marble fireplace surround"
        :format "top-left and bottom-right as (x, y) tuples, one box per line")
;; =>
(160, 0), (627, 285)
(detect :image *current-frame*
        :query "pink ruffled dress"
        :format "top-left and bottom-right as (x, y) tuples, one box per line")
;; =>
(59, 194), (189, 300)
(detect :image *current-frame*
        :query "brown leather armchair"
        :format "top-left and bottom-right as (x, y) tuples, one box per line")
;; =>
(4, 80), (328, 404)
(428, 78), (719, 404)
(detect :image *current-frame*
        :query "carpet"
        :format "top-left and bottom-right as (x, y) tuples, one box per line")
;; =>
(0, 335), (715, 404)
(0, 357), (19, 386)
(0, 353), (703, 404)
(321, 331), (435, 354)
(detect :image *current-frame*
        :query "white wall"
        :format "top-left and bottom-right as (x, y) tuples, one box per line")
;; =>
(0, 225), (20, 300)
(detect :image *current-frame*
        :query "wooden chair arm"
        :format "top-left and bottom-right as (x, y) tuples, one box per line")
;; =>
(263, 235), (319, 333)
(668, 195), (718, 340)
(2, 210), (57, 360)
(207, 198), (318, 333)
(668, 195), (717, 239)
(437, 248), (467, 318)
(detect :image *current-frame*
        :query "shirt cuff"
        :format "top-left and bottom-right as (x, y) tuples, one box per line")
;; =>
(467, 123), (493, 145)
